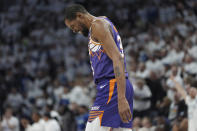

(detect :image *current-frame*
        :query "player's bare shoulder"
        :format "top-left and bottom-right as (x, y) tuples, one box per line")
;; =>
(92, 18), (109, 28)
(91, 18), (111, 40)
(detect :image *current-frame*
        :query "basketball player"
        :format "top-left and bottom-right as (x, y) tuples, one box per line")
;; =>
(65, 4), (133, 131)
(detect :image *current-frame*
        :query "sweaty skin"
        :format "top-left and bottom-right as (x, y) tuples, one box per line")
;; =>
(90, 19), (132, 123)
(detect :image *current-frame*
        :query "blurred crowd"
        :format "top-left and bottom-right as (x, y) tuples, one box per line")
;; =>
(0, 0), (197, 131)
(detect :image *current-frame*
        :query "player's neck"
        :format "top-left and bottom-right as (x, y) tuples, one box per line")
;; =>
(84, 14), (96, 30)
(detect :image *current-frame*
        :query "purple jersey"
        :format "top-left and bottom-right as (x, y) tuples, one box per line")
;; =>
(87, 17), (133, 128)
(88, 16), (128, 83)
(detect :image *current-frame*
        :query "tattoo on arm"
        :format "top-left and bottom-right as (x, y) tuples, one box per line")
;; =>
(114, 56), (124, 77)
(114, 66), (121, 77)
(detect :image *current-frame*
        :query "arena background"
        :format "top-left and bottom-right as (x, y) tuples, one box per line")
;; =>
(0, 0), (197, 131)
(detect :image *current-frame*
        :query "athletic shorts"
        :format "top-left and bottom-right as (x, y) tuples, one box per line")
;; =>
(85, 117), (132, 131)
(87, 78), (134, 129)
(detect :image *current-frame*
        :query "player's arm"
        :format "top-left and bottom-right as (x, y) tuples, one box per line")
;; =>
(91, 20), (131, 123)
(170, 75), (187, 101)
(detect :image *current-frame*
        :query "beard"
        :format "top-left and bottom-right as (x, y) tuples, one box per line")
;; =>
(80, 23), (89, 37)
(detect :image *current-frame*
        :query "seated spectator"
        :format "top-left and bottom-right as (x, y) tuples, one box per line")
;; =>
(128, 59), (138, 83)
(155, 116), (170, 131)
(139, 117), (156, 131)
(69, 80), (91, 107)
(146, 36), (165, 53)
(29, 111), (45, 131)
(5, 88), (23, 112)
(0, 107), (19, 131)
(133, 117), (141, 131)
(133, 79), (152, 117)
(187, 41), (197, 60)
(43, 113), (61, 131)
(146, 54), (164, 73)
(136, 62), (150, 79)
(20, 116), (32, 131)
(183, 54), (197, 75)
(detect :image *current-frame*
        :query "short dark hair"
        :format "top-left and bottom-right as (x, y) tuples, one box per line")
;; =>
(65, 4), (88, 20)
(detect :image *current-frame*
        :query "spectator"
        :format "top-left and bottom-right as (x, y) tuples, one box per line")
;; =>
(136, 62), (150, 79)
(59, 105), (77, 131)
(166, 65), (183, 101)
(5, 88), (23, 112)
(156, 96), (171, 117)
(133, 117), (141, 131)
(20, 116), (31, 131)
(75, 105), (89, 131)
(0, 107), (19, 131)
(145, 54), (164, 73)
(0, 0), (197, 130)
(28, 112), (45, 131)
(146, 71), (166, 110)
(139, 117), (156, 131)
(133, 79), (152, 117)
(171, 75), (197, 131)
(183, 54), (197, 75)
(43, 113), (61, 131)
(155, 116), (170, 131)
(168, 92), (187, 121)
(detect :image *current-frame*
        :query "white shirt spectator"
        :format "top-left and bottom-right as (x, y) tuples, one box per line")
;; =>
(6, 92), (23, 109)
(136, 69), (150, 79)
(176, 23), (189, 37)
(134, 84), (152, 111)
(162, 49), (184, 64)
(27, 84), (43, 100)
(44, 119), (61, 131)
(166, 75), (183, 101)
(185, 96), (197, 131)
(1, 116), (19, 131)
(184, 62), (197, 74)
(146, 59), (164, 73)
(146, 39), (165, 52)
(28, 120), (45, 131)
(69, 86), (91, 106)
(188, 45), (197, 60)
(184, 12), (197, 25)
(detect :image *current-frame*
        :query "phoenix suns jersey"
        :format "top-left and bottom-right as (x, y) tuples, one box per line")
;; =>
(88, 16), (128, 84)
